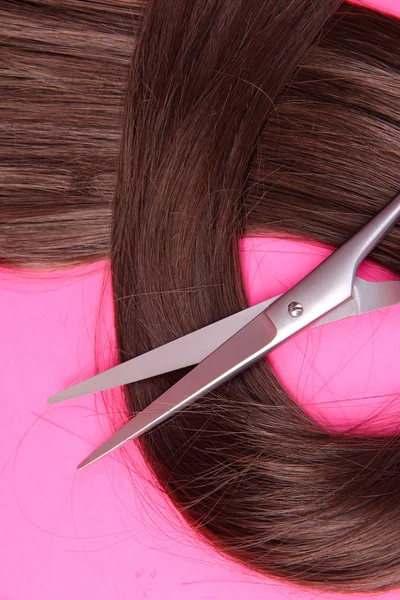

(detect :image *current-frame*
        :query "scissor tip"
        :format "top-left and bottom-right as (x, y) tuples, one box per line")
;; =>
(77, 459), (89, 470)
(47, 389), (77, 404)
(47, 394), (61, 404)
(77, 451), (102, 470)
(77, 456), (93, 470)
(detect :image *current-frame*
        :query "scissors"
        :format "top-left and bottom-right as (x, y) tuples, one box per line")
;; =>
(48, 192), (400, 470)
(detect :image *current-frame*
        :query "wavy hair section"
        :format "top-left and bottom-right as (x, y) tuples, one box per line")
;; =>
(0, 0), (143, 267)
(112, 1), (400, 592)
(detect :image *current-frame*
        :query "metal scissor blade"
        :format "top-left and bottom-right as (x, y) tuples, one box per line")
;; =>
(78, 310), (279, 469)
(47, 295), (278, 404)
(48, 277), (400, 404)
(77, 276), (400, 469)
(76, 191), (400, 469)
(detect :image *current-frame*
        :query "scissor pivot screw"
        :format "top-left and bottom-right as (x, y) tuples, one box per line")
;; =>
(288, 301), (303, 317)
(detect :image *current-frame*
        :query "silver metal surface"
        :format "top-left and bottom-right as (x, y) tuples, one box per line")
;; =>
(288, 301), (303, 317)
(78, 311), (278, 469)
(262, 193), (400, 349)
(61, 191), (400, 469)
(48, 276), (400, 404)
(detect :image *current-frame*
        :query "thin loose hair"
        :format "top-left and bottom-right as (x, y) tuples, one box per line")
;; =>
(111, 0), (400, 593)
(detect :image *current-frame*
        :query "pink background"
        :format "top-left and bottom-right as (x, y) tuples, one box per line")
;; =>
(1, 1), (400, 598)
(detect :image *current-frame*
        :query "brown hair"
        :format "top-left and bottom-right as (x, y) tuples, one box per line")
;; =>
(112, 0), (400, 593)
(0, 0), (141, 268)
(3, 0), (400, 593)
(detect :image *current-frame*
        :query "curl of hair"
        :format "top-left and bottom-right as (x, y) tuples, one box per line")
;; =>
(112, 0), (400, 592)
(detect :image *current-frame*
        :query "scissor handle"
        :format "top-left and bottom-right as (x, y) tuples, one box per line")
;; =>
(264, 191), (400, 344)
(332, 191), (400, 281)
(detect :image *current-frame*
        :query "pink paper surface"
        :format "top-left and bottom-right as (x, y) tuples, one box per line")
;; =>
(1, 1), (400, 599)
(351, 0), (400, 16)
